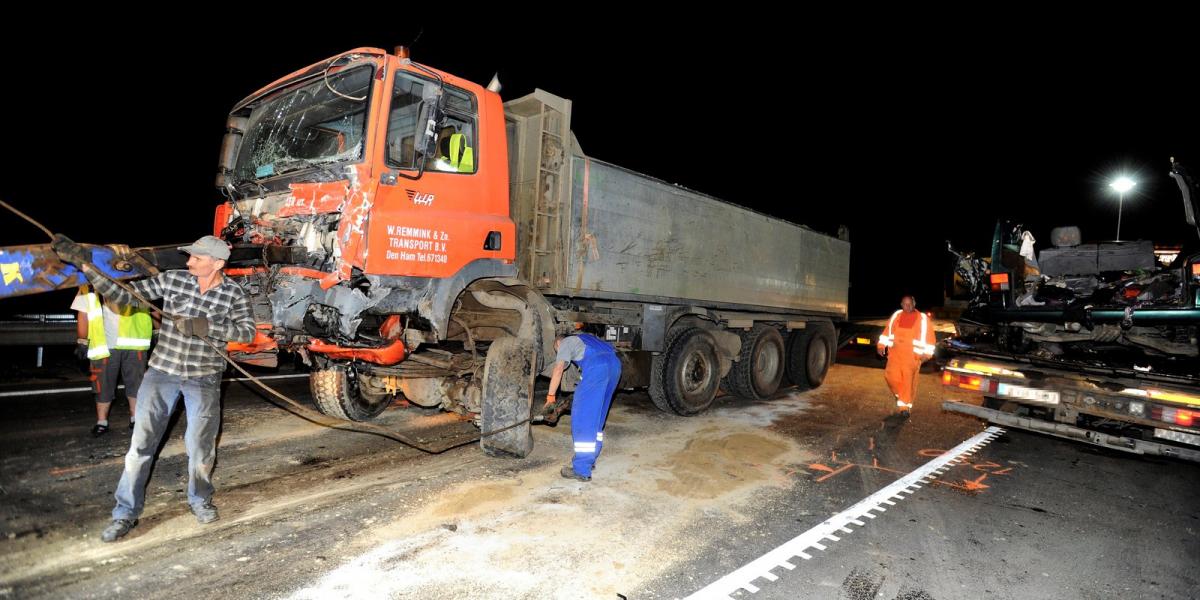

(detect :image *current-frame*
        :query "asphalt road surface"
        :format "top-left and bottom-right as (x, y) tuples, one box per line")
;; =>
(1, 351), (1196, 599)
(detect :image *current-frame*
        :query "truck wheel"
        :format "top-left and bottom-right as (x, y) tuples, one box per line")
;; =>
(480, 336), (536, 458)
(311, 365), (392, 421)
(659, 327), (721, 416)
(723, 325), (785, 400)
(649, 325), (698, 413)
(786, 323), (834, 390)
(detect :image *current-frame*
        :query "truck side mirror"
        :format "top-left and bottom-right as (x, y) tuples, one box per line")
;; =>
(215, 115), (249, 189)
(415, 91), (446, 163)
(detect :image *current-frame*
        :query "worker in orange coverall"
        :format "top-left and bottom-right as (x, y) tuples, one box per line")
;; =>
(876, 295), (936, 417)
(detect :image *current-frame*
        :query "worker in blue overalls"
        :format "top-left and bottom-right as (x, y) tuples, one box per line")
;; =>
(544, 333), (622, 482)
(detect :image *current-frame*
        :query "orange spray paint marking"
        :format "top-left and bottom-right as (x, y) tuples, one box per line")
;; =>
(808, 464), (835, 473)
(961, 473), (990, 492)
(815, 464), (855, 483)
(972, 461), (1002, 473)
(49, 466), (87, 476)
(868, 437), (875, 451)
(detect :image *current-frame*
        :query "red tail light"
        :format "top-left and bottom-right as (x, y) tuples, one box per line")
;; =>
(1178, 410), (1195, 427)
(1151, 406), (1199, 427)
(990, 273), (1010, 292)
(941, 371), (994, 393)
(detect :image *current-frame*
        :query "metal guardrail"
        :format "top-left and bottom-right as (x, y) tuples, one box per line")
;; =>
(0, 313), (77, 346)
(0, 313), (77, 368)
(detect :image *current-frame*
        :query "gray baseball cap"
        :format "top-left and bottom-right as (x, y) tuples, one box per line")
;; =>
(178, 235), (231, 260)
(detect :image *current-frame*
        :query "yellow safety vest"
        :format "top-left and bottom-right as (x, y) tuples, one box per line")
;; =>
(83, 287), (152, 359)
(438, 133), (474, 173)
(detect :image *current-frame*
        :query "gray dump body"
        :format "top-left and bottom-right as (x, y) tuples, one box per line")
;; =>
(506, 90), (849, 320)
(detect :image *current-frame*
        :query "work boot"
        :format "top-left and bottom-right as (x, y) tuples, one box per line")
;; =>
(91, 423), (109, 437)
(560, 466), (591, 482)
(191, 501), (219, 524)
(100, 519), (137, 542)
(898, 409), (911, 419)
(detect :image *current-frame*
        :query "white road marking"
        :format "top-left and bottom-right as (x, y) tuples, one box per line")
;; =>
(684, 426), (1005, 600)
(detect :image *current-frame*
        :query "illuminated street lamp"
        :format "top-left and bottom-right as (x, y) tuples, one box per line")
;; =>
(1109, 176), (1136, 242)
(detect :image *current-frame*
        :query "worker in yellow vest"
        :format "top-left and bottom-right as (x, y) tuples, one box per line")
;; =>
(430, 131), (475, 173)
(71, 285), (153, 436)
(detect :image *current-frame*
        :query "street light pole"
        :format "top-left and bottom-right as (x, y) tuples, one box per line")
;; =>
(1117, 191), (1124, 242)
(1109, 176), (1136, 242)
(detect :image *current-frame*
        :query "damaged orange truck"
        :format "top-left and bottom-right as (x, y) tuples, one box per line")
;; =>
(3, 48), (850, 456)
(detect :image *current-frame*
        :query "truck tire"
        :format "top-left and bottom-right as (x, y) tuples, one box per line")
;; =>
(480, 336), (536, 458)
(311, 365), (392, 422)
(649, 324), (699, 413)
(786, 322), (834, 390)
(723, 325), (786, 400)
(658, 327), (722, 416)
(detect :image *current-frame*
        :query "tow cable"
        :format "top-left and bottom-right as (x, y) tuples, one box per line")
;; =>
(0, 199), (550, 454)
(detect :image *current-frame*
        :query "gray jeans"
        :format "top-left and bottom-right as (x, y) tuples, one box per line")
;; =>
(89, 349), (147, 404)
(112, 367), (222, 520)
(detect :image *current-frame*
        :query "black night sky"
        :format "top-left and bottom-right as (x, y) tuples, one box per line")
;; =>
(2, 15), (1196, 317)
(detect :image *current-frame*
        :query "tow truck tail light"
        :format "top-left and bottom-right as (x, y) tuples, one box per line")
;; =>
(941, 370), (995, 393)
(990, 273), (1010, 292)
(1150, 406), (1199, 428)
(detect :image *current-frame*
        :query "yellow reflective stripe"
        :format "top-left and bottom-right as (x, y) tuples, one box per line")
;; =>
(449, 134), (463, 168)
(114, 337), (151, 349)
(85, 292), (110, 360)
(458, 146), (474, 172)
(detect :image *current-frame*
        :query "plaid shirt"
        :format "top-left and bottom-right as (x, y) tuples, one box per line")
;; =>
(89, 269), (255, 378)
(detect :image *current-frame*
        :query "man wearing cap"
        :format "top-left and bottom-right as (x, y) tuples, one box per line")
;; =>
(52, 234), (256, 542)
